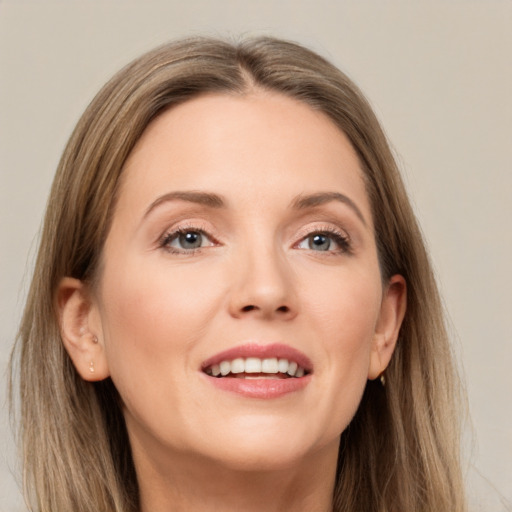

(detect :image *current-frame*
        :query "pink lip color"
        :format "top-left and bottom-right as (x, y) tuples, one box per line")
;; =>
(203, 373), (311, 399)
(201, 343), (313, 372)
(200, 343), (313, 399)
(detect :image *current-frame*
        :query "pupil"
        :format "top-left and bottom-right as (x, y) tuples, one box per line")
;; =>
(310, 234), (330, 251)
(179, 231), (202, 249)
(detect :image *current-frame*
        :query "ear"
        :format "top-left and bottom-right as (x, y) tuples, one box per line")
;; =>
(368, 274), (407, 380)
(56, 277), (110, 382)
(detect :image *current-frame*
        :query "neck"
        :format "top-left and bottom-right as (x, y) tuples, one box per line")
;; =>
(133, 438), (338, 512)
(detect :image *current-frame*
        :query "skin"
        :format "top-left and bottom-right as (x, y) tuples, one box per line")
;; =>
(58, 90), (406, 512)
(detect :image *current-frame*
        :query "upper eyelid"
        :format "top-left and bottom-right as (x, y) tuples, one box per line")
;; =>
(295, 229), (350, 246)
(293, 222), (351, 241)
(142, 204), (225, 236)
(161, 219), (215, 236)
(163, 227), (212, 241)
(158, 221), (218, 246)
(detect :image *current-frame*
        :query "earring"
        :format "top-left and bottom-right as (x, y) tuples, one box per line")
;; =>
(379, 372), (386, 386)
(89, 361), (95, 373)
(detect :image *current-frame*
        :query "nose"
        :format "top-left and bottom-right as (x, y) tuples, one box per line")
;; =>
(227, 244), (298, 321)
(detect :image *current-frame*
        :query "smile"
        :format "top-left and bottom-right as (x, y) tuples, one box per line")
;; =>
(201, 343), (312, 398)
(204, 357), (307, 379)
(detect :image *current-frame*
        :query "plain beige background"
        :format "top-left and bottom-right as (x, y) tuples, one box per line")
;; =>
(1, 1), (511, 510)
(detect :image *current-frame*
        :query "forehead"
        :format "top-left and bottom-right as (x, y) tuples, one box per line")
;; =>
(117, 91), (370, 217)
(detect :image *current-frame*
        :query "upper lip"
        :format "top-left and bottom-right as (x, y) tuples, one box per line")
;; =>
(201, 343), (313, 373)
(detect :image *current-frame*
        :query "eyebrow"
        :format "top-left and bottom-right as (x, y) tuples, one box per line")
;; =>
(143, 189), (366, 226)
(291, 192), (367, 226)
(143, 191), (225, 218)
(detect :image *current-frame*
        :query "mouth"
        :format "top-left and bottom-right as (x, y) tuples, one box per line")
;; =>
(200, 343), (312, 398)
(204, 357), (308, 379)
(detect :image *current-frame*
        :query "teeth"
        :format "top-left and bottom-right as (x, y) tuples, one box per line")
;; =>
(245, 358), (262, 373)
(287, 361), (298, 376)
(205, 357), (307, 378)
(219, 361), (231, 376)
(261, 358), (278, 373)
(231, 358), (245, 374)
(278, 358), (289, 373)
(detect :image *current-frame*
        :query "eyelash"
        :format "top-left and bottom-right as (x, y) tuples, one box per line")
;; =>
(159, 224), (217, 255)
(158, 225), (351, 255)
(295, 226), (352, 255)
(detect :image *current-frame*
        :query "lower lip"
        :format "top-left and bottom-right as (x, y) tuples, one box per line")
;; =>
(203, 374), (311, 399)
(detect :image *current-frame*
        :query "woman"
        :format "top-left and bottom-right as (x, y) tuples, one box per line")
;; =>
(11, 36), (466, 511)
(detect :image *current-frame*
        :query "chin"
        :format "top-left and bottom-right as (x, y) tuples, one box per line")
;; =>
(188, 418), (338, 473)
(204, 441), (316, 473)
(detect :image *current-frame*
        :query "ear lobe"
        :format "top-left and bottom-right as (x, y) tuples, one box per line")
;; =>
(57, 277), (110, 382)
(368, 274), (407, 380)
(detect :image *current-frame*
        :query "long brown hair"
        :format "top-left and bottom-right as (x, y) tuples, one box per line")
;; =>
(10, 36), (466, 511)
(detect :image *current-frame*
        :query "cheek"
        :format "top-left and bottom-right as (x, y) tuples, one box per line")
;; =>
(305, 264), (382, 348)
(301, 266), (382, 432)
(97, 259), (222, 391)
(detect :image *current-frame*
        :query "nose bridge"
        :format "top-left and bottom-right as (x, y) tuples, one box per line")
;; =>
(229, 228), (297, 319)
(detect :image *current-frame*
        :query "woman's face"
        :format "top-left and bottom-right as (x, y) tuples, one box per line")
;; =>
(88, 91), (404, 471)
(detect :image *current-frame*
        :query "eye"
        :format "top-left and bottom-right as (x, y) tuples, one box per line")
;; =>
(161, 228), (215, 253)
(296, 230), (350, 253)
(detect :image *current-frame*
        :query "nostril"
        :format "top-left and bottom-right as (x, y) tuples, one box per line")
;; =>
(238, 304), (292, 316)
